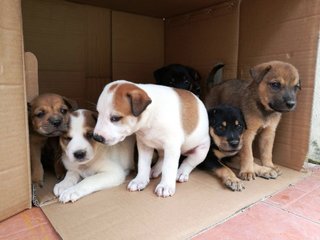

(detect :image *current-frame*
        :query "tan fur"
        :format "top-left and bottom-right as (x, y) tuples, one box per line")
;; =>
(29, 93), (77, 186)
(205, 61), (300, 180)
(174, 88), (198, 135)
(214, 165), (242, 190)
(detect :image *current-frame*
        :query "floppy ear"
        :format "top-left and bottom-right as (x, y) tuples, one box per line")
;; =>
(127, 89), (152, 117)
(63, 97), (78, 111)
(153, 66), (168, 84)
(239, 110), (247, 129)
(208, 108), (217, 126)
(249, 63), (272, 83)
(186, 67), (201, 82)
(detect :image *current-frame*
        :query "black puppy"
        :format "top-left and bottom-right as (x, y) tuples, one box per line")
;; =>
(198, 105), (247, 191)
(153, 64), (201, 96)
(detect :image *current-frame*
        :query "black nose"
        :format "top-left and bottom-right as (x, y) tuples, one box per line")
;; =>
(73, 150), (86, 160)
(286, 101), (296, 109)
(49, 117), (62, 127)
(93, 134), (105, 143)
(228, 139), (239, 148)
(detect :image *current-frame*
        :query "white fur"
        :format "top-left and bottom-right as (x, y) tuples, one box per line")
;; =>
(53, 109), (135, 203)
(94, 80), (210, 197)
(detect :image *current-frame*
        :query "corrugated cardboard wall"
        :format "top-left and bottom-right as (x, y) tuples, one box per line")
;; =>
(165, 0), (240, 99)
(22, 0), (111, 108)
(0, 0), (31, 221)
(238, 0), (320, 170)
(112, 11), (164, 83)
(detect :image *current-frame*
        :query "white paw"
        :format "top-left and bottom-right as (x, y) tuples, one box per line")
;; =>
(54, 180), (75, 197)
(150, 165), (162, 179)
(155, 183), (175, 197)
(127, 177), (149, 191)
(58, 186), (83, 203)
(176, 170), (190, 183)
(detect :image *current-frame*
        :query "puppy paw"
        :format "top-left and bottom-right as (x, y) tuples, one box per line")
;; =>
(155, 183), (175, 197)
(150, 165), (162, 179)
(256, 167), (279, 179)
(239, 171), (256, 181)
(54, 180), (76, 197)
(127, 178), (149, 192)
(176, 172), (189, 182)
(58, 186), (83, 203)
(32, 171), (44, 187)
(224, 177), (245, 191)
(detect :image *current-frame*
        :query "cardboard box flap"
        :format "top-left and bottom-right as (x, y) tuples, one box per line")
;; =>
(42, 168), (306, 240)
(68, 0), (226, 18)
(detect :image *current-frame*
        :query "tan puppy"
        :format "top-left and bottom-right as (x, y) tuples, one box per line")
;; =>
(205, 61), (301, 180)
(28, 93), (77, 186)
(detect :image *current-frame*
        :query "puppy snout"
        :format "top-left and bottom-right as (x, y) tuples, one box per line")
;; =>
(228, 139), (240, 148)
(73, 150), (86, 160)
(49, 117), (62, 127)
(285, 100), (296, 109)
(93, 134), (105, 143)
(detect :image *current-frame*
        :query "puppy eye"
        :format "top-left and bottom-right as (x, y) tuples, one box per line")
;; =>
(269, 82), (281, 90)
(110, 115), (122, 122)
(217, 125), (225, 131)
(60, 108), (67, 114)
(86, 131), (93, 139)
(184, 80), (190, 85)
(294, 84), (301, 92)
(236, 124), (243, 131)
(64, 136), (72, 142)
(35, 111), (45, 118)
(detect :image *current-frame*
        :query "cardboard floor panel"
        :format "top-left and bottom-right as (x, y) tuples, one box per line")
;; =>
(42, 167), (307, 240)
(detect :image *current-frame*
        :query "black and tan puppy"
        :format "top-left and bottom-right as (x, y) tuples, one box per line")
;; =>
(205, 61), (301, 181)
(198, 105), (246, 191)
(153, 64), (201, 96)
(28, 93), (77, 186)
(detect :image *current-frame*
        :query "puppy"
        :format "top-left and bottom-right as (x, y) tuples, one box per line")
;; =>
(154, 64), (201, 97)
(53, 109), (135, 203)
(28, 93), (77, 186)
(205, 61), (301, 180)
(93, 80), (210, 197)
(198, 105), (246, 191)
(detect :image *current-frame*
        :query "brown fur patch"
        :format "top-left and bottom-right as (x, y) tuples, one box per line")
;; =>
(108, 83), (119, 93)
(174, 88), (198, 135)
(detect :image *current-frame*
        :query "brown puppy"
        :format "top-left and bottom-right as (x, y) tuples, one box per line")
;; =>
(205, 61), (301, 180)
(28, 93), (77, 186)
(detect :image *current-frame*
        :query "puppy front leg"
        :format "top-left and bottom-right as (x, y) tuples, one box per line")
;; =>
(58, 168), (125, 203)
(127, 141), (153, 192)
(155, 146), (181, 197)
(53, 170), (81, 197)
(258, 126), (282, 177)
(239, 130), (256, 181)
(30, 144), (44, 187)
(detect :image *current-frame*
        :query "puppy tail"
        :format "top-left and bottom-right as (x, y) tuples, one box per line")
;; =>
(206, 63), (225, 89)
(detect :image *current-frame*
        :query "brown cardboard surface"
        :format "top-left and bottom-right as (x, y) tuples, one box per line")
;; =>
(23, 0), (111, 105)
(165, 0), (240, 98)
(112, 11), (164, 83)
(237, 0), (320, 170)
(68, 0), (224, 18)
(42, 168), (307, 240)
(0, 0), (31, 221)
(24, 52), (38, 101)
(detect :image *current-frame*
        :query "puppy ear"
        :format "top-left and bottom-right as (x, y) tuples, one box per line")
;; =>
(63, 97), (78, 111)
(186, 67), (201, 82)
(153, 66), (168, 84)
(91, 111), (98, 123)
(208, 108), (217, 126)
(239, 110), (247, 129)
(127, 89), (152, 117)
(250, 64), (272, 83)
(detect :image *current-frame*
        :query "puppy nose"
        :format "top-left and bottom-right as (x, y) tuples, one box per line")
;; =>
(286, 101), (296, 109)
(49, 117), (62, 127)
(93, 134), (105, 143)
(228, 139), (239, 148)
(73, 150), (86, 160)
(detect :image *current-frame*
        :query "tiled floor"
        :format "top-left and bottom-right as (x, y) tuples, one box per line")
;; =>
(1, 165), (319, 240)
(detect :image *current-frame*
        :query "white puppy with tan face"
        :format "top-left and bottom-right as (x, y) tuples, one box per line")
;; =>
(93, 80), (210, 197)
(53, 109), (135, 203)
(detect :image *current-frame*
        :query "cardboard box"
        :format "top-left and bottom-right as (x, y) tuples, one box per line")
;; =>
(1, 0), (319, 239)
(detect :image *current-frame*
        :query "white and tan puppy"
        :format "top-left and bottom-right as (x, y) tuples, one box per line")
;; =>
(54, 109), (135, 203)
(93, 80), (210, 197)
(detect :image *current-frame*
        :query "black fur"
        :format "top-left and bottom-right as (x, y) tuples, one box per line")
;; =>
(153, 64), (201, 96)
